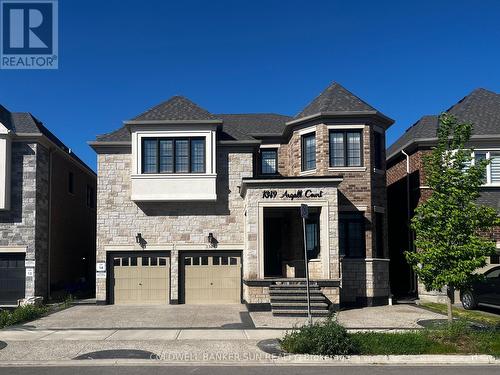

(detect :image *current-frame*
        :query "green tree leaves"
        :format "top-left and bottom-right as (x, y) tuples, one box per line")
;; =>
(405, 113), (498, 293)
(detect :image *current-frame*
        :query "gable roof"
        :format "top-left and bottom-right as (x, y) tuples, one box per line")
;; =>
(0, 104), (95, 175)
(95, 113), (292, 143)
(387, 88), (500, 160)
(294, 82), (377, 119)
(130, 96), (219, 122)
(93, 83), (393, 145)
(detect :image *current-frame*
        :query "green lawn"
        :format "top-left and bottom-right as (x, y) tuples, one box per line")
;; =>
(280, 317), (500, 357)
(351, 328), (500, 356)
(421, 302), (500, 327)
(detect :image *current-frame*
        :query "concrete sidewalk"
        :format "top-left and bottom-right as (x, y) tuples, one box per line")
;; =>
(0, 328), (287, 342)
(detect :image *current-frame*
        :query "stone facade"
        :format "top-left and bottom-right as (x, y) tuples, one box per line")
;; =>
(0, 142), (40, 298)
(95, 146), (253, 302)
(95, 121), (390, 307)
(0, 140), (96, 303)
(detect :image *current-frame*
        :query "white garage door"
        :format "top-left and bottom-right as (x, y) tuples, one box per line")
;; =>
(113, 255), (169, 305)
(184, 254), (241, 304)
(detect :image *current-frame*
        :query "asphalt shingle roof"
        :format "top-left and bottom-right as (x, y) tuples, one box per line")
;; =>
(95, 113), (292, 142)
(131, 96), (218, 122)
(94, 84), (389, 143)
(387, 88), (500, 159)
(294, 82), (377, 119)
(0, 104), (95, 174)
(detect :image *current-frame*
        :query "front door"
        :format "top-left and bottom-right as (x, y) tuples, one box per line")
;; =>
(264, 217), (283, 277)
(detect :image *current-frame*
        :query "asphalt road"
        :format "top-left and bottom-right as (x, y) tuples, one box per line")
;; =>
(0, 366), (497, 375)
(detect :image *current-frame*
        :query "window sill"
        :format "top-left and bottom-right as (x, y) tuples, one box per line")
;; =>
(328, 166), (366, 172)
(300, 169), (316, 176)
(131, 173), (217, 201)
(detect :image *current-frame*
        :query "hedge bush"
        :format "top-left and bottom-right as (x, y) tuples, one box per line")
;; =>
(0, 305), (48, 329)
(280, 317), (357, 356)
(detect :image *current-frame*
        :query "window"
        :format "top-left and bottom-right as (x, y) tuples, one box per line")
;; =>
(329, 130), (362, 167)
(68, 172), (74, 194)
(339, 212), (366, 258)
(374, 131), (384, 169)
(261, 149), (278, 174)
(305, 214), (320, 259)
(301, 133), (316, 171)
(86, 185), (94, 208)
(141, 137), (205, 174)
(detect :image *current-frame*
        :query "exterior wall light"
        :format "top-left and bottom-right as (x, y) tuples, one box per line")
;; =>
(207, 232), (218, 248)
(136, 233), (142, 244)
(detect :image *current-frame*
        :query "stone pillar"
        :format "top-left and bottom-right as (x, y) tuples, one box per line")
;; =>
(170, 249), (178, 303)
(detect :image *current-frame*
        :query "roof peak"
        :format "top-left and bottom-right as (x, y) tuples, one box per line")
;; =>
(131, 95), (217, 122)
(294, 81), (379, 120)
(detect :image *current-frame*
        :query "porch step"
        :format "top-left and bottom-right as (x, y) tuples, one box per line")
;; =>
(269, 281), (331, 317)
(270, 295), (326, 302)
(271, 302), (329, 310)
(272, 309), (331, 317)
(269, 285), (321, 291)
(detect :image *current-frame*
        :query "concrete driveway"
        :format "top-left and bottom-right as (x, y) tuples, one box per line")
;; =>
(18, 304), (255, 330)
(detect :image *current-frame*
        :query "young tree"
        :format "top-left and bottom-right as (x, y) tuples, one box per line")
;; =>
(405, 113), (498, 321)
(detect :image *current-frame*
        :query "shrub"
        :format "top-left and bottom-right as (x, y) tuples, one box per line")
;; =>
(280, 317), (357, 356)
(0, 305), (48, 329)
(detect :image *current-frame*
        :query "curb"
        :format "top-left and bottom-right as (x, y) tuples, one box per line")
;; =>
(0, 355), (498, 366)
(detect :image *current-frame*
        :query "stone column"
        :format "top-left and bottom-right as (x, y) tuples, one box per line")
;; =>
(170, 249), (178, 303)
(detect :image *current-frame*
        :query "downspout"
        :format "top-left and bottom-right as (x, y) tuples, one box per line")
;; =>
(47, 148), (54, 301)
(401, 149), (415, 294)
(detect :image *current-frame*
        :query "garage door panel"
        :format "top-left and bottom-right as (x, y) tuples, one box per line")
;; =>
(113, 255), (169, 305)
(183, 254), (241, 304)
(0, 253), (25, 304)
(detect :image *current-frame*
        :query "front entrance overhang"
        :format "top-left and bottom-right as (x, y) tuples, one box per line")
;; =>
(240, 176), (343, 198)
(240, 176), (343, 281)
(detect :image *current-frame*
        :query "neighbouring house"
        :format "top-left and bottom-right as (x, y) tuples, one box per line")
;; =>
(0, 105), (96, 305)
(387, 88), (500, 302)
(89, 82), (394, 314)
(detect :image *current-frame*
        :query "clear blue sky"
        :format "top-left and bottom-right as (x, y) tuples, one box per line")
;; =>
(1, 0), (500, 171)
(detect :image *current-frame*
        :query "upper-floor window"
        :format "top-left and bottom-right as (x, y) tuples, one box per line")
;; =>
(468, 151), (500, 185)
(142, 137), (205, 174)
(374, 131), (384, 169)
(86, 185), (95, 209)
(68, 172), (74, 194)
(261, 149), (278, 175)
(329, 130), (362, 167)
(301, 133), (316, 171)
(339, 212), (365, 258)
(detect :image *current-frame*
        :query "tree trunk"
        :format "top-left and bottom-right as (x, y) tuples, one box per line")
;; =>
(446, 286), (454, 322)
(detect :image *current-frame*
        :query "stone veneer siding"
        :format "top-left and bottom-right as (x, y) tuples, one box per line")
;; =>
(0, 142), (50, 299)
(95, 146), (252, 302)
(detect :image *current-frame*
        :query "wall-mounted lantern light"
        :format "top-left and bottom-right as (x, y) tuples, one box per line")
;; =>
(207, 233), (214, 244)
(136, 233), (142, 244)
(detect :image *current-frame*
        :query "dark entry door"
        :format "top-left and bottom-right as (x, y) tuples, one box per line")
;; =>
(264, 217), (283, 277)
(0, 253), (25, 304)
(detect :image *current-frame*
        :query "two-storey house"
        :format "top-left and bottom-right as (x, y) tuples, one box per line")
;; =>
(90, 82), (393, 314)
(387, 88), (500, 302)
(0, 105), (96, 305)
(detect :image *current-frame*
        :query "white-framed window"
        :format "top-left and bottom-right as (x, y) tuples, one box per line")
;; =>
(470, 150), (500, 185)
